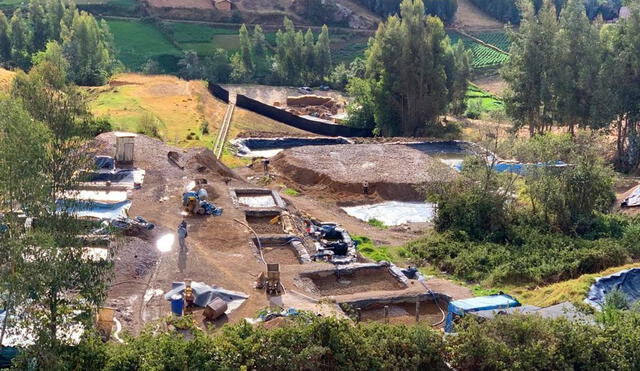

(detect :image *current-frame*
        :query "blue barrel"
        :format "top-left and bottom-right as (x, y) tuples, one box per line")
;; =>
(170, 294), (184, 316)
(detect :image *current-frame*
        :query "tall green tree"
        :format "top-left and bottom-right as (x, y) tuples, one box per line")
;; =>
(0, 11), (10, 62)
(553, 0), (602, 134)
(61, 10), (116, 85)
(450, 41), (471, 115)
(238, 24), (254, 75)
(315, 25), (332, 80)
(28, 0), (49, 52)
(9, 9), (31, 69)
(597, 10), (640, 172)
(1, 63), (112, 367)
(177, 50), (205, 80)
(362, 0), (453, 136)
(502, 0), (559, 136)
(302, 28), (316, 82)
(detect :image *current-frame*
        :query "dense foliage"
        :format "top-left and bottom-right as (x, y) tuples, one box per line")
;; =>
(0, 55), (113, 367)
(412, 133), (634, 285)
(20, 305), (640, 370)
(347, 0), (471, 136)
(173, 19), (332, 87)
(503, 0), (640, 172)
(470, 0), (622, 24)
(356, 0), (458, 24)
(46, 317), (447, 370)
(0, 0), (118, 85)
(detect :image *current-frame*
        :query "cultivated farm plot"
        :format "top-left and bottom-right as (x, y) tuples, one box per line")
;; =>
(466, 83), (504, 111)
(447, 31), (509, 69)
(107, 19), (370, 67)
(106, 19), (180, 70)
(472, 31), (511, 53)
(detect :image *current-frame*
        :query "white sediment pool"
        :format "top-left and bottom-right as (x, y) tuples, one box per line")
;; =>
(342, 201), (437, 226)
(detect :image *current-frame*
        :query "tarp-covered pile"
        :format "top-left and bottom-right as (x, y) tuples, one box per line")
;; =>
(164, 282), (248, 313)
(585, 268), (640, 309)
(308, 222), (357, 264)
(622, 185), (640, 207)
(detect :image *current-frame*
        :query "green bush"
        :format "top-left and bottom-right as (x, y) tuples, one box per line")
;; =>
(367, 218), (387, 229)
(407, 225), (632, 285)
(282, 188), (300, 196)
(57, 317), (447, 370)
(448, 315), (629, 370)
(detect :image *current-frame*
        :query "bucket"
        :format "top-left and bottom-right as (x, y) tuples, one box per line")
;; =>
(170, 294), (184, 316)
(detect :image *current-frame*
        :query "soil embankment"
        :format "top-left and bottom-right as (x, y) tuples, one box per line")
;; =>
(272, 144), (458, 201)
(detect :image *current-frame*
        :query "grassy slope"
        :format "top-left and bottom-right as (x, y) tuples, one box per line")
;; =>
(86, 73), (310, 166)
(467, 83), (504, 111)
(506, 263), (640, 307)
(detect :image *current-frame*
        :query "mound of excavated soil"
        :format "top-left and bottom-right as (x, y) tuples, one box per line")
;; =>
(272, 144), (458, 201)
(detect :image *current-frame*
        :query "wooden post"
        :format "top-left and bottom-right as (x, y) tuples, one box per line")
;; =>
(415, 299), (420, 323)
(384, 305), (389, 324)
(356, 308), (361, 324)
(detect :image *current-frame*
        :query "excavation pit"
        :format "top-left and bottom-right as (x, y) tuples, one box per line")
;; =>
(260, 243), (302, 265)
(342, 294), (450, 326)
(247, 215), (284, 234)
(231, 188), (286, 209)
(300, 263), (408, 296)
(252, 235), (310, 265)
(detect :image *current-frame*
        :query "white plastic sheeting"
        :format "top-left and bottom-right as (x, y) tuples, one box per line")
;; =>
(342, 201), (436, 226)
(63, 189), (129, 203)
(238, 195), (277, 208)
(58, 200), (132, 220)
(623, 185), (640, 207)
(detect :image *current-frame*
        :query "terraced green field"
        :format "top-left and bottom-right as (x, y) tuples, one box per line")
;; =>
(473, 31), (511, 53)
(466, 83), (504, 111)
(447, 31), (509, 69)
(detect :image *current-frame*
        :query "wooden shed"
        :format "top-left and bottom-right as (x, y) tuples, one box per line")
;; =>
(115, 132), (136, 164)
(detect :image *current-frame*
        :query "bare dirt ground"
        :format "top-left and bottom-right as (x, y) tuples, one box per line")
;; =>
(147, 0), (214, 9)
(359, 299), (448, 327)
(301, 269), (406, 296)
(615, 178), (640, 216)
(272, 144), (458, 201)
(94, 132), (472, 333)
(472, 73), (506, 97)
(452, 0), (504, 31)
(223, 84), (349, 106)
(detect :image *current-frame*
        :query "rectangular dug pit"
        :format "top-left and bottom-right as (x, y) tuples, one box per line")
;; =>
(260, 243), (302, 265)
(346, 296), (449, 326)
(231, 188), (285, 209)
(301, 264), (407, 296)
(246, 214), (284, 234)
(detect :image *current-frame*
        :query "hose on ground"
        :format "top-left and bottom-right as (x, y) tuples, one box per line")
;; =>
(233, 218), (287, 296)
(418, 277), (446, 327)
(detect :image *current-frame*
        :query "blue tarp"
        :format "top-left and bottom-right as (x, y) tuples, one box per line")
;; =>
(453, 161), (568, 174)
(445, 294), (521, 332)
(585, 268), (640, 309)
(94, 155), (115, 171)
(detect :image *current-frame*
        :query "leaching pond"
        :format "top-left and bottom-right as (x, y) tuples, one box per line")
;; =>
(232, 137), (352, 158)
(342, 201), (437, 226)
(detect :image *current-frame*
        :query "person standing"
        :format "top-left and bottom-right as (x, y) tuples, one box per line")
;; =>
(363, 180), (369, 195)
(178, 220), (188, 252)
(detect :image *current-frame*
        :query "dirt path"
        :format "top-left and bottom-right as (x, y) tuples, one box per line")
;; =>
(472, 74), (506, 97)
(452, 0), (504, 31)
